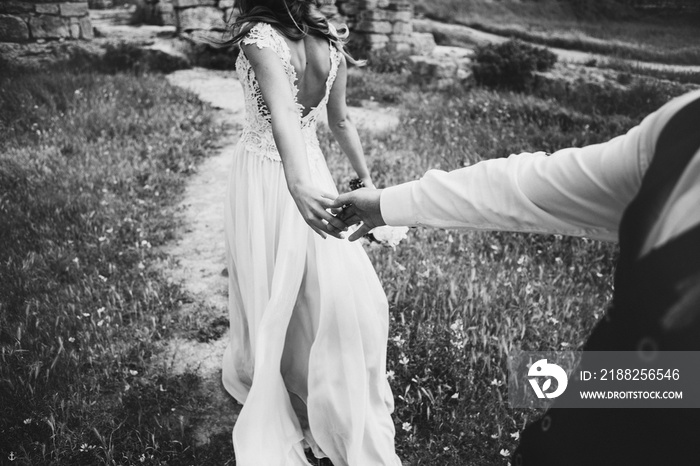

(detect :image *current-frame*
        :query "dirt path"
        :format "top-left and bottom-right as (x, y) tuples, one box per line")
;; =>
(160, 67), (400, 445)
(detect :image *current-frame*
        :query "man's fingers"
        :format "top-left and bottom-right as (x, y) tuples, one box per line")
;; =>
(331, 192), (355, 209)
(338, 212), (361, 226)
(348, 223), (372, 242)
(326, 215), (348, 234)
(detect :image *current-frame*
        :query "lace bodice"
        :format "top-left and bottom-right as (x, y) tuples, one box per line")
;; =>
(236, 22), (340, 162)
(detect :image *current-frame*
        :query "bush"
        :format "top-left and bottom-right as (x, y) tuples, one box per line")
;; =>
(473, 40), (557, 91)
(367, 48), (412, 74)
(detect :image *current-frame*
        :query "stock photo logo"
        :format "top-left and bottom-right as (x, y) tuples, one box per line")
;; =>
(527, 359), (569, 399)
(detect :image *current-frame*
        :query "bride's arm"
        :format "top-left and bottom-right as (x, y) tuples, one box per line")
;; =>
(242, 43), (345, 238)
(326, 55), (374, 189)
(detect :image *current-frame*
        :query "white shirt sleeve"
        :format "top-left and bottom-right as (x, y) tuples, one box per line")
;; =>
(380, 107), (664, 242)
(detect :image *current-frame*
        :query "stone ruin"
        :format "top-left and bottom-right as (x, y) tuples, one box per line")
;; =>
(168, 0), (435, 56)
(0, 0), (93, 42)
(0, 0), (433, 56)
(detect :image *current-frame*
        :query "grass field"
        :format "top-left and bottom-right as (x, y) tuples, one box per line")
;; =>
(0, 61), (233, 465)
(0, 26), (697, 465)
(416, 0), (700, 66)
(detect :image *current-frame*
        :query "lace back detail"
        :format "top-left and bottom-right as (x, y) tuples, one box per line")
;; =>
(236, 22), (341, 162)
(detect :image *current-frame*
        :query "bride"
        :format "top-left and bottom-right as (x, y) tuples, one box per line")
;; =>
(220, 1), (401, 465)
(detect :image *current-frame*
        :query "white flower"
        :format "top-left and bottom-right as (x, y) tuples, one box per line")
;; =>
(386, 370), (395, 381)
(23, 418), (32, 424)
(370, 226), (408, 248)
(399, 355), (409, 366)
(129, 370), (138, 376)
(402, 422), (412, 432)
(499, 449), (510, 457)
(510, 432), (520, 440)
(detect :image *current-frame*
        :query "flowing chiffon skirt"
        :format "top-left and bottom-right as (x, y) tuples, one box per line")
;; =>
(222, 142), (401, 466)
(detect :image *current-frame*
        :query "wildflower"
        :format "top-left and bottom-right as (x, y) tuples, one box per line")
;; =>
(402, 422), (412, 432)
(398, 355), (409, 366)
(386, 370), (395, 381)
(129, 370), (138, 376)
(369, 225), (408, 248)
(499, 449), (510, 457)
(510, 432), (520, 440)
(23, 418), (32, 424)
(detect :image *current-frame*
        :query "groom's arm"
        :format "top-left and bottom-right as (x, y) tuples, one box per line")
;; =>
(379, 127), (646, 242)
(335, 90), (700, 241)
(334, 133), (645, 242)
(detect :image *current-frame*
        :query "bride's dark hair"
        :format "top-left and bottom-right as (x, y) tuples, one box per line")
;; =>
(228, 0), (363, 65)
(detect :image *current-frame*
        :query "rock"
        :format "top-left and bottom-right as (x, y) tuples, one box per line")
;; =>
(36, 4), (61, 15)
(173, 0), (216, 8)
(176, 6), (225, 32)
(387, 0), (411, 11)
(30, 14), (70, 39)
(0, 14), (30, 42)
(69, 18), (81, 38)
(392, 21), (411, 34)
(156, 2), (176, 26)
(0, 2), (35, 15)
(217, 0), (233, 8)
(79, 15), (93, 38)
(60, 2), (89, 17)
(356, 20), (391, 34)
(88, 0), (114, 8)
(408, 53), (472, 89)
(410, 32), (436, 55)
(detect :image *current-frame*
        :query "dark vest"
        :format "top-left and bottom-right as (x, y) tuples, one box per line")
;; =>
(513, 96), (700, 466)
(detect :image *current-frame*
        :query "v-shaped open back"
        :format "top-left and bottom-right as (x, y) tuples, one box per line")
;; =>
(235, 22), (341, 161)
(277, 33), (340, 121)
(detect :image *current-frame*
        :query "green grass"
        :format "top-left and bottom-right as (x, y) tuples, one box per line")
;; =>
(0, 63), (234, 464)
(416, 0), (700, 66)
(326, 69), (691, 464)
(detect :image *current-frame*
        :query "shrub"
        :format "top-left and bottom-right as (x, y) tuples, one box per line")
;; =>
(367, 48), (412, 74)
(472, 40), (557, 91)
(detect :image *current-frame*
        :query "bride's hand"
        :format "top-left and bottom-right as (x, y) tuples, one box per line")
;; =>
(289, 184), (348, 239)
(360, 176), (376, 190)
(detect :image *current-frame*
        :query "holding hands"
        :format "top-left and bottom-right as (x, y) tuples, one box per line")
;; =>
(329, 187), (386, 241)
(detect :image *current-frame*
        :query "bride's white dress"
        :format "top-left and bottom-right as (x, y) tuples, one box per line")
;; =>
(222, 22), (401, 466)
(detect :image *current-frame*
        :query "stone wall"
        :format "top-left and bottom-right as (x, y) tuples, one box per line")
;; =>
(0, 0), (93, 42)
(172, 0), (434, 55)
(336, 0), (434, 55)
(173, 0), (230, 35)
(136, 0), (175, 26)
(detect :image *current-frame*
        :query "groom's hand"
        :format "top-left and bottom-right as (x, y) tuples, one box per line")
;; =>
(330, 188), (386, 241)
